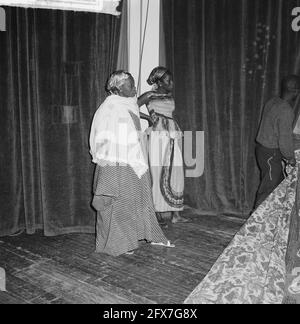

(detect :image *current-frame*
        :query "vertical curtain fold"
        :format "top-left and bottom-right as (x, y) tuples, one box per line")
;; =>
(117, 0), (128, 70)
(0, 6), (122, 236)
(162, 0), (300, 217)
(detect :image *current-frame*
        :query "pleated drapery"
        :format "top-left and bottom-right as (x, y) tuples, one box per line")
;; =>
(0, 6), (122, 236)
(162, 0), (300, 216)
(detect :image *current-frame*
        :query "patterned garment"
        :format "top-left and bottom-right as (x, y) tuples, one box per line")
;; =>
(93, 164), (169, 257)
(184, 151), (300, 304)
(147, 99), (184, 212)
(92, 110), (169, 257)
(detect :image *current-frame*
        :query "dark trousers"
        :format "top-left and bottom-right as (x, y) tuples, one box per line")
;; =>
(254, 143), (285, 209)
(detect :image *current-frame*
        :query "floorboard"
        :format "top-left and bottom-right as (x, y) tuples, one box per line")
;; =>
(0, 210), (244, 304)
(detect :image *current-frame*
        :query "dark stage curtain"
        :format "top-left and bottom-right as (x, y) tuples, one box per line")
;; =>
(162, 0), (300, 217)
(0, 7), (121, 236)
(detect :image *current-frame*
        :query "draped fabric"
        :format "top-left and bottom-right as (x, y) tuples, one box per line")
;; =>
(162, 0), (300, 216)
(0, 6), (122, 236)
(89, 95), (148, 179)
(184, 151), (300, 304)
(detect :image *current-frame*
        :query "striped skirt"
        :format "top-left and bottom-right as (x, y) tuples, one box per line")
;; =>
(92, 164), (168, 256)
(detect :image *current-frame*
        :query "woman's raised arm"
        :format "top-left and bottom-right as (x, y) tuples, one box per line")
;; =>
(137, 91), (154, 107)
(138, 91), (172, 107)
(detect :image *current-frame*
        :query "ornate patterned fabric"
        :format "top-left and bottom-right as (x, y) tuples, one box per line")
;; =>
(147, 99), (184, 212)
(184, 151), (300, 304)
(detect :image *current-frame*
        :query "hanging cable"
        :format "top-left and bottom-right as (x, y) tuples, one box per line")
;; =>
(136, 0), (150, 95)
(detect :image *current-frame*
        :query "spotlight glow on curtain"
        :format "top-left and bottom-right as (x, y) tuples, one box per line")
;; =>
(0, 0), (121, 15)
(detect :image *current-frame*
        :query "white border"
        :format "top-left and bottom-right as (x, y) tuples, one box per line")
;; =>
(0, 0), (120, 14)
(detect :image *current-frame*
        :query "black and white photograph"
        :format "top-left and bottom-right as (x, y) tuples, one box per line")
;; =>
(1, 0), (300, 306)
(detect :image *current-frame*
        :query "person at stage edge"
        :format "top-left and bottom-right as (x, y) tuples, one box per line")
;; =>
(254, 75), (300, 209)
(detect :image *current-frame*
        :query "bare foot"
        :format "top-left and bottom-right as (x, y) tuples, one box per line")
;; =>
(172, 212), (188, 224)
(156, 212), (168, 228)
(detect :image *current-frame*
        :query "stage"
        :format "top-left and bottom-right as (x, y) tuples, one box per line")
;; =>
(0, 210), (244, 304)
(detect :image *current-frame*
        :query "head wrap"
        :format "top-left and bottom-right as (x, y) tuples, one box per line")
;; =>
(147, 66), (171, 86)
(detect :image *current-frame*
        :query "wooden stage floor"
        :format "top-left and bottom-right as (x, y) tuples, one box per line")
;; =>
(0, 210), (244, 304)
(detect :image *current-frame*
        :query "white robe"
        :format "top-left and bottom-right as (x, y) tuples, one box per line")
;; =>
(89, 95), (148, 179)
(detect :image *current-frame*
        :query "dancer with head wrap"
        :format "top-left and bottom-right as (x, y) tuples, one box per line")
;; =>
(138, 67), (187, 226)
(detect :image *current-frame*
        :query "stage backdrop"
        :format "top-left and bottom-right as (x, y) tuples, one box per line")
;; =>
(0, 6), (121, 236)
(162, 0), (300, 217)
